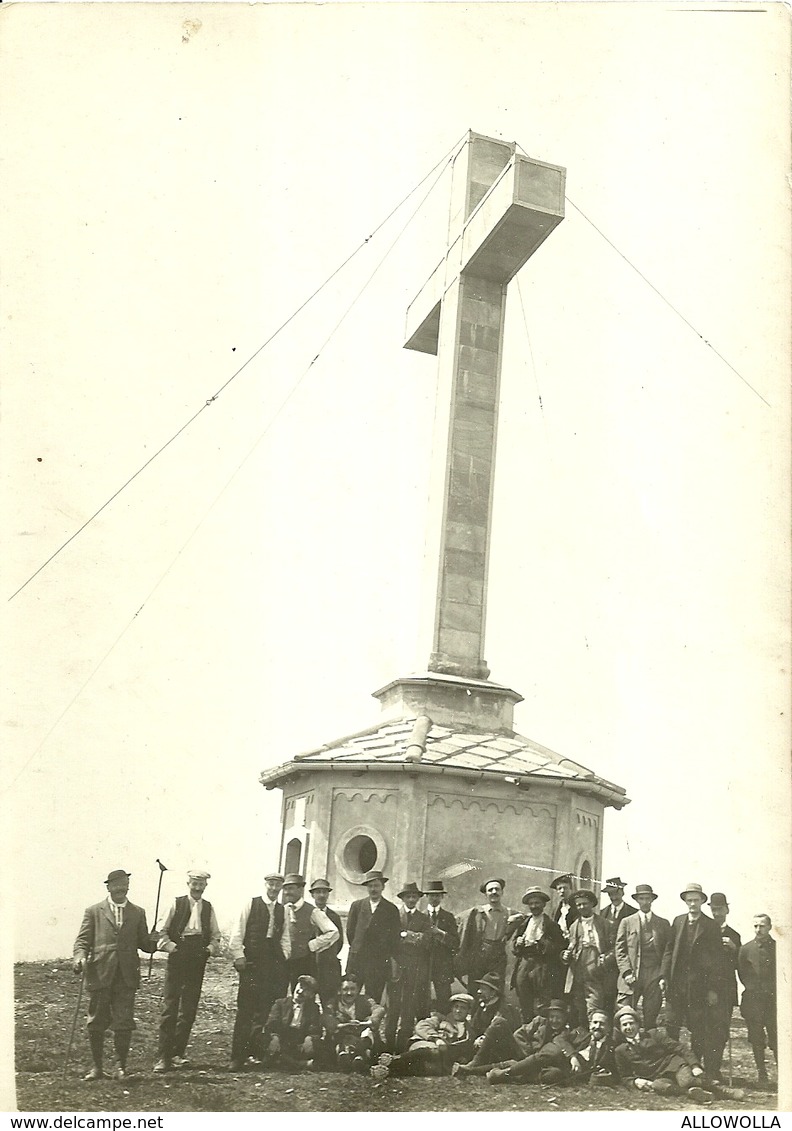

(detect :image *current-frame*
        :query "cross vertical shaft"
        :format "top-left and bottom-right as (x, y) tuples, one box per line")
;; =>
(405, 132), (565, 681)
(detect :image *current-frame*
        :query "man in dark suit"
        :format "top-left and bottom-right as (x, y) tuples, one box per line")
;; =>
(228, 871), (286, 1070)
(738, 914), (777, 1085)
(73, 868), (157, 1081)
(562, 889), (616, 1023)
(385, 882), (431, 1050)
(308, 878), (344, 1009)
(615, 883), (670, 1030)
(600, 877), (638, 927)
(613, 1005), (712, 1102)
(154, 868), (221, 1073)
(550, 874), (578, 939)
(509, 887), (565, 1023)
(263, 975), (323, 1069)
(660, 882), (723, 1078)
(707, 892), (741, 1082)
(423, 881), (459, 1014)
(451, 972), (522, 1077)
(345, 869), (401, 1004)
(487, 1005), (615, 1086)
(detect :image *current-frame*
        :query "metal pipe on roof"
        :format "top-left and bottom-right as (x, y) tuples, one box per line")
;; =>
(405, 715), (432, 762)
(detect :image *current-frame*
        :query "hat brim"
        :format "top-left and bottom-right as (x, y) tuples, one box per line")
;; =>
(359, 876), (389, 884)
(632, 891), (657, 901)
(680, 889), (708, 902)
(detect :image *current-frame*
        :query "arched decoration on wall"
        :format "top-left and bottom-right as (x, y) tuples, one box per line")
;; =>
(579, 858), (593, 889)
(334, 824), (388, 885)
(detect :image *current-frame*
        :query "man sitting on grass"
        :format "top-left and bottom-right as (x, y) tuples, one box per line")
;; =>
(263, 975), (323, 1070)
(486, 1006), (615, 1086)
(325, 973), (385, 1071)
(613, 1006), (744, 1104)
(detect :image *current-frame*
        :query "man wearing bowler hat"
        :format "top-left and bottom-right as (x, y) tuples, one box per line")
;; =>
(510, 887), (565, 1023)
(614, 884), (670, 1030)
(73, 868), (158, 1081)
(550, 874), (579, 939)
(385, 882), (431, 1050)
(279, 873), (339, 993)
(154, 868), (221, 1073)
(562, 889), (616, 1023)
(457, 878), (515, 988)
(600, 877), (638, 927)
(228, 871), (286, 1070)
(308, 878), (344, 1009)
(707, 892), (741, 1081)
(346, 869), (402, 1004)
(660, 882), (723, 1078)
(423, 880), (459, 1014)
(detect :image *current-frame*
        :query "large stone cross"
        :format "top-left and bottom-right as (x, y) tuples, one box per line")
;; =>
(405, 131), (565, 681)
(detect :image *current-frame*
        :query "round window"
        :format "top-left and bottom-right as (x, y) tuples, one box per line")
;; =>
(335, 825), (387, 884)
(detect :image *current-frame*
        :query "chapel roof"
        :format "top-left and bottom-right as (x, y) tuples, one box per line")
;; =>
(259, 715), (629, 809)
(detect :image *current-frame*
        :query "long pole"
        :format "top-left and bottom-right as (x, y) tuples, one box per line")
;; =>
(147, 858), (168, 979)
(728, 1031), (734, 1087)
(63, 970), (86, 1081)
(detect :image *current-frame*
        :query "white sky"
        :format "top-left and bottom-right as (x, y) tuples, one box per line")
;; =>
(2, 0), (790, 1010)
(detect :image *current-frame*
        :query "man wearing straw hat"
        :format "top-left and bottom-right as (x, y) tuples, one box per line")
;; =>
(614, 883), (670, 1030)
(154, 868), (221, 1073)
(422, 880), (459, 1014)
(510, 887), (565, 1023)
(72, 868), (157, 1081)
(660, 881), (723, 1077)
(562, 889), (616, 1023)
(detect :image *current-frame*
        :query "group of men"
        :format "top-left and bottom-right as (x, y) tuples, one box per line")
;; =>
(71, 865), (778, 1103)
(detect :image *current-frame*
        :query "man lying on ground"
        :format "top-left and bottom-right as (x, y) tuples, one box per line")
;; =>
(486, 1006), (615, 1086)
(371, 993), (475, 1079)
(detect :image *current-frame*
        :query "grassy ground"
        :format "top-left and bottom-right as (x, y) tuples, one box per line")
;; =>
(14, 960), (779, 1113)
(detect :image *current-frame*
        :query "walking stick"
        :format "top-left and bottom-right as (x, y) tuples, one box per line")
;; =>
(63, 969), (86, 1081)
(728, 1030), (734, 1087)
(147, 858), (168, 979)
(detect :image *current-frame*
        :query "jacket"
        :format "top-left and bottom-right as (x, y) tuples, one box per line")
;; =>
(660, 913), (723, 1005)
(346, 896), (401, 963)
(73, 899), (155, 992)
(615, 911), (671, 993)
(738, 937), (776, 996)
(600, 900), (638, 926)
(615, 1028), (698, 1081)
(265, 995), (323, 1039)
(563, 913), (616, 992)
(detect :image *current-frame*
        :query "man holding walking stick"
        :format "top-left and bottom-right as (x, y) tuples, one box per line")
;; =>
(72, 868), (158, 1081)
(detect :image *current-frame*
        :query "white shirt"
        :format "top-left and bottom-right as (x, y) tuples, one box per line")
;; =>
(107, 896), (127, 929)
(521, 915), (545, 945)
(369, 899), (382, 914)
(639, 911), (653, 927)
(580, 917), (597, 947)
(157, 896), (222, 954)
(229, 896), (283, 960)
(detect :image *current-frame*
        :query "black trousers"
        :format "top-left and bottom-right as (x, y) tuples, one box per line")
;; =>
(158, 941), (208, 1058)
(346, 955), (390, 1005)
(284, 952), (318, 993)
(231, 959), (287, 1061)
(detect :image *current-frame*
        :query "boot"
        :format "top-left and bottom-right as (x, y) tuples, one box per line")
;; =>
(754, 1049), (768, 1085)
(114, 1031), (132, 1079)
(84, 1032), (104, 1080)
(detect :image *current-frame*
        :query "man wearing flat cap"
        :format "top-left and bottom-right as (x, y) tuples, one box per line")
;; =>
(457, 878), (515, 988)
(385, 882), (431, 1050)
(562, 889), (616, 1024)
(614, 884), (670, 1031)
(423, 881), (459, 1014)
(308, 879), (344, 1009)
(228, 871), (286, 1070)
(509, 887), (565, 1023)
(451, 972), (521, 1077)
(73, 869), (157, 1081)
(346, 869), (402, 1004)
(550, 874), (579, 939)
(371, 992), (475, 1079)
(600, 877), (637, 926)
(660, 882), (723, 1079)
(154, 868), (221, 1073)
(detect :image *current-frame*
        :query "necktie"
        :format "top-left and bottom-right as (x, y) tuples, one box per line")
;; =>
(115, 903), (123, 929)
(283, 906), (294, 959)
